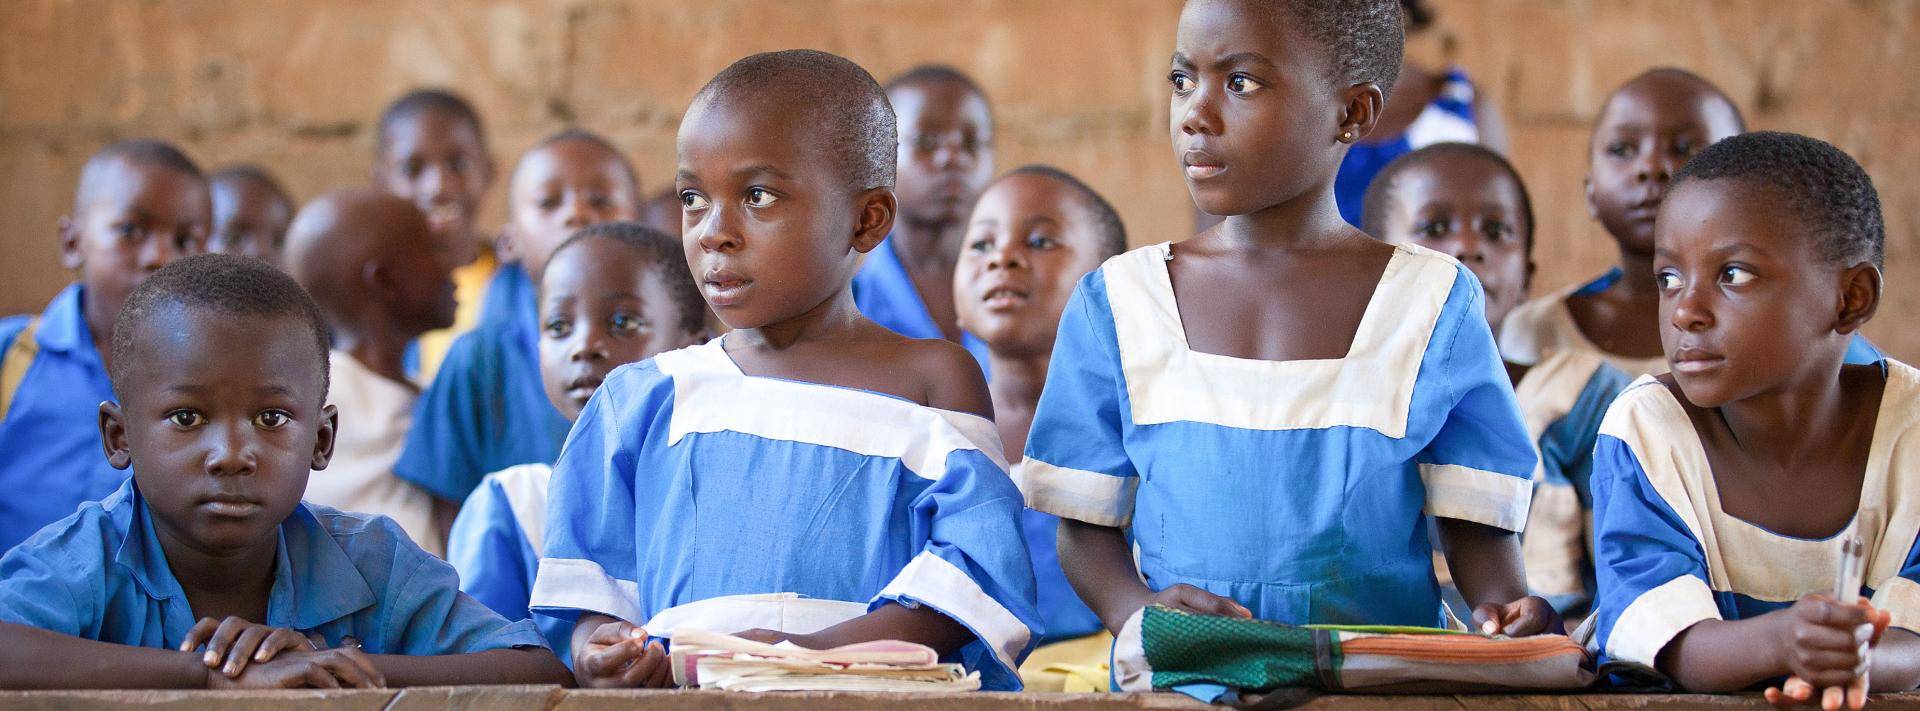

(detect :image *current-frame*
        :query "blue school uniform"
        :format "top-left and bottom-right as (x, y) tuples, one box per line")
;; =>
(448, 463), (572, 660)
(0, 479), (546, 654)
(394, 265), (572, 503)
(1513, 349), (1633, 617)
(529, 339), (1040, 690)
(1021, 242), (1537, 630)
(1592, 362), (1920, 669)
(0, 285), (129, 554)
(852, 235), (993, 375)
(1335, 68), (1481, 227)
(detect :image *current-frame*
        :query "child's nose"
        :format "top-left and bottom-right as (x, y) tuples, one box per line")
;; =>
(1670, 284), (1714, 332)
(203, 423), (257, 477)
(694, 208), (742, 253)
(572, 331), (610, 362)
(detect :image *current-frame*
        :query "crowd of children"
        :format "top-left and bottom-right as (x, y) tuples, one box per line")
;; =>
(0, 0), (1907, 703)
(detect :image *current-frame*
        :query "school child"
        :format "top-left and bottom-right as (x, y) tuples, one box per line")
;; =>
(1592, 132), (1920, 703)
(529, 50), (1039, 691)
(1364, 142), (1631, 619)
(0, 254), (570, 689)
(852, 65), (995, 368)
(284, 189), (457, 556)
(0, 139), (209, 554)
(447, 222), (706, 658)
(1021, 4), (1556, 698)
(395, 130), (642, 508)
(953, 165), (1128, 692)
(207, 165), (295, 266)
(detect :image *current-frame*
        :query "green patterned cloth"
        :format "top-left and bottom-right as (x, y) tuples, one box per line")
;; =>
(1139, 605), (1339, 691)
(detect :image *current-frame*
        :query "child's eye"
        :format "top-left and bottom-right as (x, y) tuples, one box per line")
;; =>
(174, 229), (198, 252)
(1483, 221), (1514, 240)
(680, 191), (710, 211)
(544, 318), (572, 339)
(402, 158), (425, 178)
(1417, 221), (1449, 239)
(611, 313), (648, 335)
(1606, 141), (1634, 158)
(1674, 140), (1699, 157)
(588, 194), (613, 210)
(1026, 234), (1060, 250)
(253, 410), (290, 430)
(166, 410), (205, 429)
(1169, 71), (1194, 94)
(1225, 73), (1262, 94)
(967, 237), (993, 253)
(1654, 269), (1682, 291)
(538, 195), (562, 211)
(1721, 265), (1756, 286)
(114, 223), (141, 240)
(744, 187), (779, 208)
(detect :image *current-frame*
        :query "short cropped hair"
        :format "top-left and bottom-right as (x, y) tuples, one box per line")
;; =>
(516, 128), (641, 203)
(1673, 131), (1883, 269)
(1274, 0), (1407, 98)
(548, 222), (707, 337)
(73, 139), (206, 215)
(376, 88), (486, 153)
(690, 50), (896, 192)
(1002, 165), (1128, 259)
(110, 253), (330, 402)
(1360, 142), (1535, 255)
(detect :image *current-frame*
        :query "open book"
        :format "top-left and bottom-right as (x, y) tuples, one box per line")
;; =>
(667, 628), (981, 692)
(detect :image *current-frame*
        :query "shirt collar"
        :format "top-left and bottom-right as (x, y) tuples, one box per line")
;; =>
(35, 283), (99, 357)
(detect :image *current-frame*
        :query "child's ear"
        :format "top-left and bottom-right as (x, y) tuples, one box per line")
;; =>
(364, 260), (399, 303)
(98, 401), (133, 470)
(1523, 257), (1539, 296)
(851, 188), (896, 255)
(1583, 175), (1599, 220)
(309, 403), (338, 471)
(495, 224), (520, 265)
(58, 216), (83, 271)
(1835, 262), (1882, 335)
(1337, 82), (1387, 144)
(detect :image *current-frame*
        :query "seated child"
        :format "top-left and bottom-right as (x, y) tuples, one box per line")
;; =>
(952, 166), (1128, 691)
(1363, 142), (1632, 619)
(284, 189), (457, 555)
(1021, 4), (1555, 697)
(529, 50), (1039, 691)
(448, 221), (706, 657)
(1592, 131), (1920, 698)
(0, 254), (569, 689)
(0, 139), (209, 554)
(395, 129), (642, 509)
(207, 165), (295, 265)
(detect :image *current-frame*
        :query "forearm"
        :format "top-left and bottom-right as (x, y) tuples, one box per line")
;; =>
(0, 622), (208, 689)
(804, 603), (973, 656)
(1436, 518), (1529, 607)
(368, 647), (573, 688)
(1059, 518), (1155, 633)
(1658, 617), (1787, 693)
(1872, 628), (1920, 692)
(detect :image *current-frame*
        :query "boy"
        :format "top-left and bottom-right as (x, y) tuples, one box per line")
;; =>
(1364, 142), (1631, 619)
(531, 50), (1039, 691)
(0, 254), (570, 689)
(207, 165), (295, 265)
(953, 165), (1128, 691)
(448, 221), (706, 659)
(1592, 131), (1920, 701)
(395, 129), (642, 508)
(852, 65), (995, 368)
(0, 139), (208, 554)
(285, 189), (457, 556)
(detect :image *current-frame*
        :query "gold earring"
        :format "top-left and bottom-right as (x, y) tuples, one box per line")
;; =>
(1340, 130), (1355, 142)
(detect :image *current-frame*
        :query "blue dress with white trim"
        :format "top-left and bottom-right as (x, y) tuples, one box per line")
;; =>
(1591, 362), (1920, 669)
(529, 339), (1040, 690)
(1020, 242), (1538, 628)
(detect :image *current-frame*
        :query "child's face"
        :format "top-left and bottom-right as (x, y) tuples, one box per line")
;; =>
(1653, 180), (1858, 408)
(891, 81), (994, 227)
(374, 109), (491, 268)
(382, 208), (461, 335)
(102, 305), (334, 556)
(61, 160), (210, 332)
(955, 174), (1110, 354)
(1171, 0), (1351, 217)
(538, 241), (701, 420)
(209, 177), (292, 264)
(507, 139), (641, 283)
(1375, 159), (1533, 331)
(1587, 77), (1743, 255)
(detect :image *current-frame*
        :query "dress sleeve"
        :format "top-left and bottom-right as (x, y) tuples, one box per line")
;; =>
(528, 368), (650, 626)
(1591, 431), (1721, 667)
(0, 517), (98, 638)
(1021, 274), (1140, 528)
(447, 476), (536, 623)
(1416, 270), (1537, 531)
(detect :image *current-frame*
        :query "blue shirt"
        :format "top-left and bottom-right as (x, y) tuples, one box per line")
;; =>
(1021, 242), (1537, 628)
(529, 339), (1040, 690)
(0, 284), (128, 554)
(851, 236), (992, 376)
(0, 479), (546, 654)
(448, 463), (572, 661)
(394, 265), (572, 503)
(1512, 349), (1634, 617)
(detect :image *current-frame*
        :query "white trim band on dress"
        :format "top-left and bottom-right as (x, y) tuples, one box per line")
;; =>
(878, 552), (1032, 675)
(1873, 576), (1920, 634)
(1018, 457), (1139, 528)
(530, 557), (645, 625)
(1419, 462), (1534, 532)
(1607, 575), (1721, 667)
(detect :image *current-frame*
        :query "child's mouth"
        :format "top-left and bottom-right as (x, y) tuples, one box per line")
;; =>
(703, 273), (754, 307)
(202, 497), (262, 517)
(982, 286), (1030, 309)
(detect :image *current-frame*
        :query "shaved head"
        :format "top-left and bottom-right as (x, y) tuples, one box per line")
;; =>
(284, 188), (448, 335)
(1600, 67), (1746, 135)
(73, 139), (205, 216)
(687, 49), (897, 192)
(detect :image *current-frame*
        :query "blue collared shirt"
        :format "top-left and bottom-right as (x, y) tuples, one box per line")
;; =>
(0, 479), (546, 654)
(851, 236), (992, 376)
(0, 284), (128, 554)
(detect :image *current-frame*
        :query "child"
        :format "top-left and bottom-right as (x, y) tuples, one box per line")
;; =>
(1592, 132), (1920, 700)
(0, 139), (208, 554)
(0, 254), (570, 689)
(395, 130), (641, 509)
(852, 65), (994, 367)
(284, 189), (457, 556)
(1499, 68), (1745, 376)
(952, 166), (1128, 691)
(1364, 142), (1632, 620)
(207, 165), (295, 265)
(1021, 4), (1555, 696)
(448, 221), (706, 658)
(529, 50), (1039, 691)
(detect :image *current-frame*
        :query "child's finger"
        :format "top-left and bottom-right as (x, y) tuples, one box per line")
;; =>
(203, 617), (251, 670)
(1470, 603), (1503, 635)
(256, 628), (312, 663)
(621, 643), (668, 688)
(1785, 676), (1817, 701)
(322, 652), (382, 689)
(181, 617), (220, 653)
(587, 620), (640, 646)
(223, 625), (271, 677)
(1170, 586), (1246, 618)
(345, 649), (385, 688)
(1765, 685), (1790, 708)
(583, 639), (644, 681)
(301, 664), (342, 689)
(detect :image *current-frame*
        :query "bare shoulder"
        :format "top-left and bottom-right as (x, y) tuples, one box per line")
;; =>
(901, 338), (993, 421)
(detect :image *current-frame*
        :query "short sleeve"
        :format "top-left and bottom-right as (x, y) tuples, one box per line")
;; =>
(1021, 275), (1139, 528)
(393, 331), (495, 502)
(379, 517), (548, 654)
(0, 520), (96, 637)
(448, 478), (537, 623)
(1870, 529), (1920, 634)
(528, 368), (649, 626)
(1591, 433), (1721, 667)
(1416, 271), (1538, 531)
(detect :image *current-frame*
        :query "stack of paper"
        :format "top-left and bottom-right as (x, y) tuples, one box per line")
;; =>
(667, 628), (981, 692)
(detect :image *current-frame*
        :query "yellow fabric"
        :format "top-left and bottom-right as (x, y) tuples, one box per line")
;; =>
(0, 318), (40, 424)
(414, 252), (497, 385)
(1018, 631), (1113, 693)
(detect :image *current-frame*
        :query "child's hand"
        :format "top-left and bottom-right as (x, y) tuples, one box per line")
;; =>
(1144, 584), (1252, 619)
(573, 619), (672, 689)
(204, 647), (384, 689)
(1470, 595), (1565, 637)
(179, 616), (317, 679)
(733, 628), (823, 649)
(1765, 600), (1890, 711)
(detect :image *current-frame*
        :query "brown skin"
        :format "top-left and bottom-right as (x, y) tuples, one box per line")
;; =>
(955, 172), (1112, 457)
(887, 78), (996, 343)
(499, 138), (641, 285)
(537, 238), (704, 421)
(1646, 178), (1919, 697)
(372, 107), (495, 269)
(1567, 71), (1744, 363)
(209, 173), (294, 266)
(58, 158), (210, 371)
(1062, 0), (1555, 639)
(285, 190), (457, 386)
(568, 86), (994, 690)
